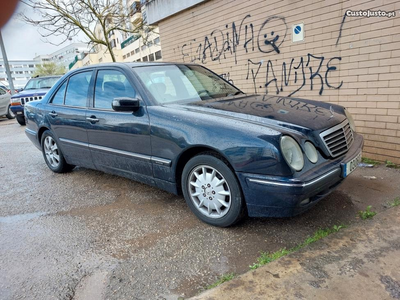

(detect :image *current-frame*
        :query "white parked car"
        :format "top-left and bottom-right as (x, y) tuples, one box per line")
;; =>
(0, 87), (14, 119)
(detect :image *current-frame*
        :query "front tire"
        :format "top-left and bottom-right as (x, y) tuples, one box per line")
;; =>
(182, 154), (246, 227)
(6, 105), (15, 119)
(41, 130), (74, 173)
(16, 115), (25, 125)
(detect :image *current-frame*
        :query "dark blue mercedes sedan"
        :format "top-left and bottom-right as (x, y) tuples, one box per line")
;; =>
(24, 63), (363, 227)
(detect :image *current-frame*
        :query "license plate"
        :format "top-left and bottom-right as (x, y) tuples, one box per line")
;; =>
(343, 151), (362, 177)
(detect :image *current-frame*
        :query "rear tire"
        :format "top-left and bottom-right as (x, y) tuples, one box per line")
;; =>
(182, 154), (246, 227)
(16, 115), (25, 125)
(6, 105), (15, 119)
(41, 130), (74, 173)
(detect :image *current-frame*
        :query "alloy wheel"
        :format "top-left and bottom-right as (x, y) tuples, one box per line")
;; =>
(44, 136), (60, 168)
(188, 165), (232, 218)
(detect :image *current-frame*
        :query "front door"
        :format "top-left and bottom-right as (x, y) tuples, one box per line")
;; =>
(86, 68), (153, 178)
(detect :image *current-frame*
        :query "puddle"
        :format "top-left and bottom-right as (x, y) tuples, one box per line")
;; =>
(0, 211), (47, 223)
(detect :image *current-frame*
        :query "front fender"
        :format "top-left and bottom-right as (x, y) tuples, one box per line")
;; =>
(147, 106), (293, 181)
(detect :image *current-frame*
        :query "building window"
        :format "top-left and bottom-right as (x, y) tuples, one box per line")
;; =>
(137, 58), (141, 62)
(131, 50), (135, 56)
(127, 53), (131, 57)
(148, 41), (153, 48)
(154, 37), (160, 45)
(99, 57), (103, 62)
(135, 48), (140, 54)
(155, 50), (162, 60)
(110, 39), (116, 48)
(148, 53), (154, 61)
(142, 56), (148, 62)
(141, 45), (146, 51)
(123, 55), (127, 59)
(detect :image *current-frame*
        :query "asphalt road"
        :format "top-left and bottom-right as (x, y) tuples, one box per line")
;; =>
(1, 117), (399, 300)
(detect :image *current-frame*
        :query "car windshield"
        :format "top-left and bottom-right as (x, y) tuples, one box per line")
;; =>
(24, 77), (60, 90)
(133, 64), (242, 104)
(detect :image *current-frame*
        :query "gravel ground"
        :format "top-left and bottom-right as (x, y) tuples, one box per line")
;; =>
(1, 117), (399, 299)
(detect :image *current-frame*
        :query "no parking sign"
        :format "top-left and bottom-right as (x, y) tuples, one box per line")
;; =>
(292, 23), (304, 42)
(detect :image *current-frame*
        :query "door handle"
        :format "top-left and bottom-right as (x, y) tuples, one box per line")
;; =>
(49, 111), (58, 117)
(86, 116), (99, 123)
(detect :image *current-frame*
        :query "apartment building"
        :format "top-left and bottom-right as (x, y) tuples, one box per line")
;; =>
(0, 59), (42, 88)
(70, 0), (162, 69)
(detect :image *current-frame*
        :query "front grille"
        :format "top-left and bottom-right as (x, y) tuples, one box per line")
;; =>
(320, 120), (354, 157)
(20, 96), (42, 106)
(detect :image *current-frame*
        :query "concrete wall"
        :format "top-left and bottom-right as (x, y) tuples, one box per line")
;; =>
(157, 0), (400, 163)
(146, 0), (207, 24)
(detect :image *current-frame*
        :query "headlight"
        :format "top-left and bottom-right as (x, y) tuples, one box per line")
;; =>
(280, 136), (304, 171)
(344, 109), (356, 132)
(304, 142), (318, 163)
(10, 98), (21, 106)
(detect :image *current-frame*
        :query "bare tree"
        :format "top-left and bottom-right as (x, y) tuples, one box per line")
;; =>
(21, 0), (147, 62)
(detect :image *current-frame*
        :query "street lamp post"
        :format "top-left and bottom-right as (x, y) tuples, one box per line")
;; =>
(0, 30), (15, 95)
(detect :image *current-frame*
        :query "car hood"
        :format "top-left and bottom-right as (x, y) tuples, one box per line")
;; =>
(172, 94), (347, 133)
(11, 88), (50, 98)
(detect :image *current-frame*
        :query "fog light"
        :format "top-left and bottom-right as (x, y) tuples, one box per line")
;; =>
(300, 198), (310, 206)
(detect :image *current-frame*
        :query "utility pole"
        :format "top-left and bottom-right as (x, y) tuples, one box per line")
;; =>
(0, 30), (15, 95)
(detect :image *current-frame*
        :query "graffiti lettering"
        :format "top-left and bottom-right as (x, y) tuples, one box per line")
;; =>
(175, 13), (344, 97)
(247, 54), (343, 96)
(174, 14), (287, 64)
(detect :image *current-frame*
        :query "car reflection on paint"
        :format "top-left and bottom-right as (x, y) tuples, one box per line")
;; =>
(24, 62), (363, 227)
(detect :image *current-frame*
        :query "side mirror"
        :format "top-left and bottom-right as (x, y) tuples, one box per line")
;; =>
(112, 97), (140, 112)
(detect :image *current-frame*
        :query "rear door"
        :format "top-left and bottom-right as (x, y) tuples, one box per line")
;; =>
(46, 70), (95, 169)
(85, 68), (153, 177)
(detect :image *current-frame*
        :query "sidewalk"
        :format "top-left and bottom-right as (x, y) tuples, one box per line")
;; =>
(191, 207), (400, 300)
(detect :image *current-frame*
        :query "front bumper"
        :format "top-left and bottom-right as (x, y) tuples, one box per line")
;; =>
(10, 105), (24, 115)
(237, 133), (364, 218)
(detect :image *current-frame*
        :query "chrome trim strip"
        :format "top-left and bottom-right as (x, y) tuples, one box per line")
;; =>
(248, 169), (339, 188)
(59, 138), (171, 166)
(151, 157), (171, 166)
(320, 120), (349, 139)
(89, 144), (151, 161)
(59, 138), (89, 147)
(25, 128), (37, 136)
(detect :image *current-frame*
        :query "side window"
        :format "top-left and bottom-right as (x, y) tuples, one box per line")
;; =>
(50, 81), (67, 105)
(65, 71), (92, 107)
(94, 70), (136, 109)
(0, 88), (5, 95)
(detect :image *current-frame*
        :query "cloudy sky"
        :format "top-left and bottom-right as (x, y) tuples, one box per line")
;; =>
(1, 2), (86, 60)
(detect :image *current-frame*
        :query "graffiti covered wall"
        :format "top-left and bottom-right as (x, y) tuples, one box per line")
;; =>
(158, 0), (400, 163)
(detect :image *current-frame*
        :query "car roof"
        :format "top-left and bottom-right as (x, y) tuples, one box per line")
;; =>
(30, 75), (62, 79)
(71, 61), (196, 72)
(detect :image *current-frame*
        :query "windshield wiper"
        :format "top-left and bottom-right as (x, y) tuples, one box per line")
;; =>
(227, 91), (243, 96)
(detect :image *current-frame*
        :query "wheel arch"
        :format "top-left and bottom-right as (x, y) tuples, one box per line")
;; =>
(174, 145), (238, 195)
(37, 126), (50, 145)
